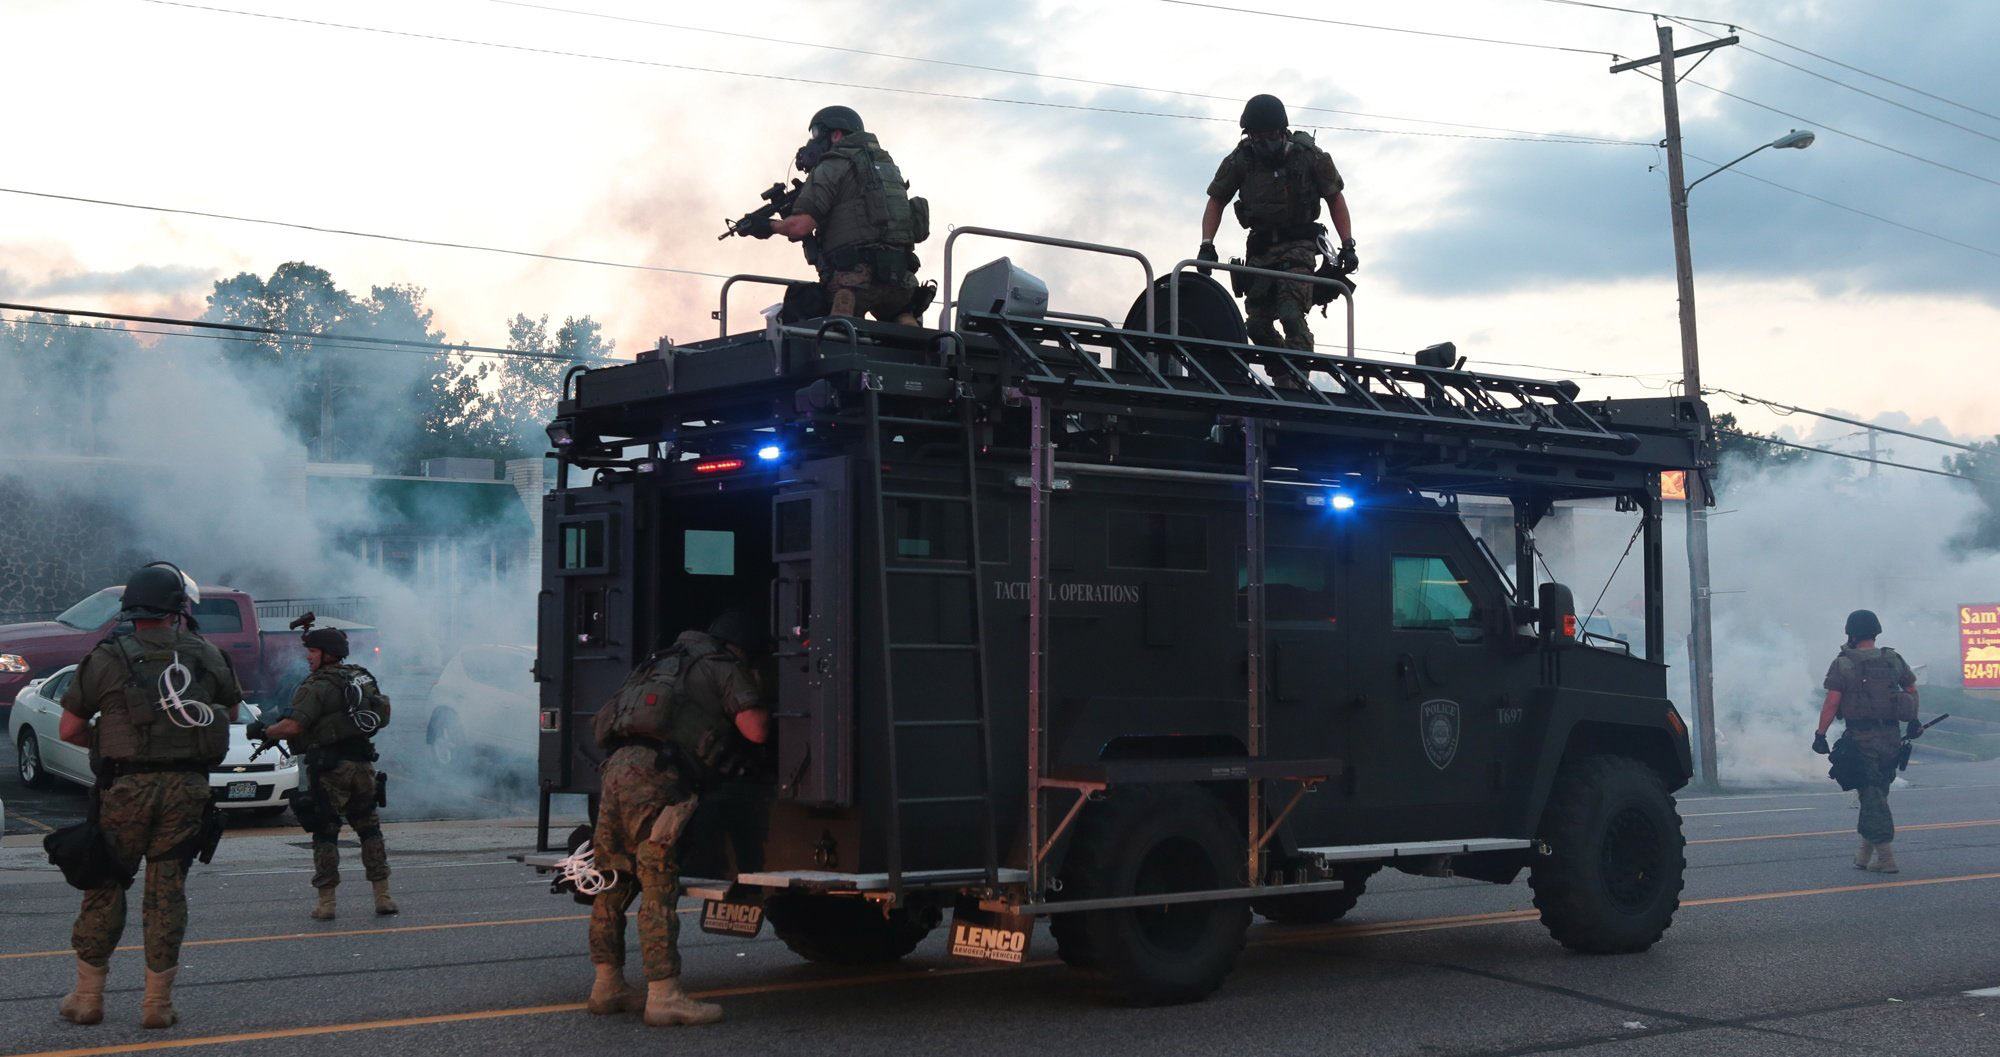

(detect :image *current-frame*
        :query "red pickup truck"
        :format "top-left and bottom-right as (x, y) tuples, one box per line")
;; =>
(0, 586), (378, 707)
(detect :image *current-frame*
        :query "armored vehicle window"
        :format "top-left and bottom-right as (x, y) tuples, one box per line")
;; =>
(192, 598), (243, 633)
(893, 498), (970, 562)
(684, 530), (737, 576)
(775, 498), (812, 556)
(1236, 547), (1333, 622)
(561, 520), (606, 571)
(1109, 511), (1207, 571)
(1392, 555), (1479, 637)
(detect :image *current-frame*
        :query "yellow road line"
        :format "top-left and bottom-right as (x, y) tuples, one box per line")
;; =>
(1689, 818), (2000, 845)
(10, 812), (56, 833)
(17, 870), (2000, 1057)
(0, 915), (589, 962)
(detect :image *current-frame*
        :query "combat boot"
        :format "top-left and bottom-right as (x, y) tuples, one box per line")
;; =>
(642, 978), (723, 1027)
(58, 958), (107, 1025)
(587, 964), (644, 1015)
(140, 967), (177, 1029)
(1868, 844), (1899, 873)
(1853, 840), (1874, 869)
(311, 888), (336, 920)
(372, 880), (399, 916)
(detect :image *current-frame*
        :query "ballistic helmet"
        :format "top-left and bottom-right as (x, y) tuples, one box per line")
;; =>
(1844, 609), (1882, 642)
(302, 626), (350, 659)
(117, 561), (197, 620)
(1240, 94), (1288, 131)
(808, 105), (864, 135)
(707, 609), (766, 653)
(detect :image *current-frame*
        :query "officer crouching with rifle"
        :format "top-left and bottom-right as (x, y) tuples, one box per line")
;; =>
(249, 619), (397, 918)
(722, 105), (931, 326)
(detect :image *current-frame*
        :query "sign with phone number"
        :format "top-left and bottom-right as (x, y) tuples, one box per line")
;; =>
(1962, 604), (2000, 688)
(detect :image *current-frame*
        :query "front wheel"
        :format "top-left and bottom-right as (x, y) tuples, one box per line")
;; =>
(1530, 754), (1685, 954)
(1054, 786), (1250, 1005)
(17, 730), (53, 790)
(427, 709), (463, 767)
(1252, 863), (1379, 925)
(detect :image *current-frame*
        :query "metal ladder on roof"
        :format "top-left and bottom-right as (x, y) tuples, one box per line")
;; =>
(970, 312), (1632, 451)
(863, 386), (1001, 896)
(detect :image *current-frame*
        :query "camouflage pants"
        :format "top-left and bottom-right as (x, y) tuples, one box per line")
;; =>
(1843, 732), (1900, 844)
(824, 263), (918, 323)
(588, 746), (698, 981)
(1244, 239), (1320, 352)
(72, 772), (209, 972)
(309, 760), (389, 889)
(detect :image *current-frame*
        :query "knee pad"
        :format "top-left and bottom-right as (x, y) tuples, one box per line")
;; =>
(354, 825), (383, 843)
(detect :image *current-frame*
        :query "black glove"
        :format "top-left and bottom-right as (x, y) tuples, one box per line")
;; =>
(246, 720), (268, 741)
(739, 214), (775, 240)
(1811, 731), (1830, 755)
(1333, 239), (1358, 273)
(1905, 720), (1923, 740)
(1196, 240), (1219, 275)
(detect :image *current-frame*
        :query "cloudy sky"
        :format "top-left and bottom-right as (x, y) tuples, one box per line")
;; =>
(4, 0), (1996, 442)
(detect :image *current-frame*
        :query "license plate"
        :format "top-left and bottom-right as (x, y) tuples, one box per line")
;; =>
(226, 781), (259, 800)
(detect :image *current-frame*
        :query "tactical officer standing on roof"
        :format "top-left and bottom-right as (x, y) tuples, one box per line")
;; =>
(251, 624), (397, 918)
(741, 106), (929, 325)
(1812, 609), (1921, 873)
(56, 562), (239, 1029)
(583, 610), (771, 1028)
(1200, 93), (1355, 352)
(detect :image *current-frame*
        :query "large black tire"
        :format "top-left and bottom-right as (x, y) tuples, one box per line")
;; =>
(1252, 863), (1379, 925)
(1054, 786), (1250, 1005)
(1529, 754), (1685, 954)
(764, 893), (939, 964)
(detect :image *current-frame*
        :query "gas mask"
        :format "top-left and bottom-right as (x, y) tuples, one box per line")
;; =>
(1249, 132), (1289, 169)
(794, 129), (833, 173)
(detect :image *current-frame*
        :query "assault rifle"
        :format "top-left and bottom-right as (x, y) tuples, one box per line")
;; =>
(719, 180), (803, 240)
(1897, 712), (1950, 771)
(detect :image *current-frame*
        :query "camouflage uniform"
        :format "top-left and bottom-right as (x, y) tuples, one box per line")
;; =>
(61, 625), (241, 972)
(789, 131), (919, 323)
(287, 667), (390, 891)
(1206, 133), (1344, 352)
(589, 631), (762, 982)
(1824, 646), (1917, 845)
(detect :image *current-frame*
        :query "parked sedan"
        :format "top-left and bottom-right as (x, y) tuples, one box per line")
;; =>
(9, 665), (300, 816)
(426, 644), (536, 768)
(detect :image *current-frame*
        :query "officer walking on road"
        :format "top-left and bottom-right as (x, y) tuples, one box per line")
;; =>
(251, 624), (397, 918)
(742, 105), (927, 325)
(56, 562), (239, 1029)
(584, 610), (772, 1027)
(1200, 93), (1355, 353)
(1811, 609), (1921, 873)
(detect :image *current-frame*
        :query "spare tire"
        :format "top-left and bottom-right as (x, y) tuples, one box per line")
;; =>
(1123, 273), (1246, 344)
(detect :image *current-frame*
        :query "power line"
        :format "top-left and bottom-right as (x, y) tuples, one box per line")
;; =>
(0, 301), (608, 362)
(1742, 27), (2000, 125)
(1721, 429), (1998, 486)
(1151, 0), (1618, 57)
(1, 314), (555, 363)
(1680, 150), (2000, 260)
(1705, 387), (1989, 454)
(490, 0), (1652, 146)
(144, 1), (1643, 146)
(0, 186), (732, 280)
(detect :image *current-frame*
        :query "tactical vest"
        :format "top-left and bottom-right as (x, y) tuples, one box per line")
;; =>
(1232, 131), (1324, 234)
(592, 637), (737, 784)
(817, 134), (916, 251)
(299, 664), (392, 748)
(1834, 647), (1917, 723)
(95, 634), (230, 766)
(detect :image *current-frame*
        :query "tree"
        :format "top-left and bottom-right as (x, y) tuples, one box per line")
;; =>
(1947, 440), (2000, 554)
(1711, 411), (1812, 495)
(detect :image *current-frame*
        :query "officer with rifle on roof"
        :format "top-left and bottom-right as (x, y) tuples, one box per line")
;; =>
(1199, 93), (1357, 355)
(721, 105), (932, 325)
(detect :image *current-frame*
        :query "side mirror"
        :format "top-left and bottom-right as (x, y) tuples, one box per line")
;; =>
(1539, 582), (1578, 649)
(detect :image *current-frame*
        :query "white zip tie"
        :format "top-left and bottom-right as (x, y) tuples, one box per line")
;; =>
(158, 650), (215, 728)
(555, 840), (619, 896)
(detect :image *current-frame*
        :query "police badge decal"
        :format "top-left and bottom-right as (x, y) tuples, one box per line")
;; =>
(1421, 699), (1461, 769)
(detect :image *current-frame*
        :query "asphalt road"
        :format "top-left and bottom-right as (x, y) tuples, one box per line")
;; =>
(3, 760), (1998, 1057)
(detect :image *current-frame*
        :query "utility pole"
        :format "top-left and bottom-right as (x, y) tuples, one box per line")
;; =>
(1867, 427), (1880, 481)
(1613, 25), (1738, 787)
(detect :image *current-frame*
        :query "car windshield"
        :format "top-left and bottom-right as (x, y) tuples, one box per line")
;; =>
(55, 590), (122, 630)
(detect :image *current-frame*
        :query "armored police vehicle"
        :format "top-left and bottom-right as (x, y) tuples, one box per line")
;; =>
(530, 228), (1701, 1004)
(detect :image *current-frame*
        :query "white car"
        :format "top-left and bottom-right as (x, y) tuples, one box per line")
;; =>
(425, 644), (537, 768)
(10, 665), (301, 816)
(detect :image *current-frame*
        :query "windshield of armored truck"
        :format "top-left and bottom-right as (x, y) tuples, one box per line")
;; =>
(56, 590), (122, 630)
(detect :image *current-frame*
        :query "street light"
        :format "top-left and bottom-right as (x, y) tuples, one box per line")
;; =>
(1666, 124), (1814, 787)
(1685, 130), (1815, 197)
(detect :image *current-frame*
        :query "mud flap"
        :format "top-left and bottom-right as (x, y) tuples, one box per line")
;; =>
(699, 885), (766, 937)
(947, 898), (1032, 964)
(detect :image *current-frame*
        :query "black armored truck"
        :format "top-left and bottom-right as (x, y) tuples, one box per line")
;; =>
(529, 229), (1701, 1004)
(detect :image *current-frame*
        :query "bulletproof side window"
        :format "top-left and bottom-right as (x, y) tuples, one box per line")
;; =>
(1391, 554), (1481, 643)
(1236, 546), (1334, 623)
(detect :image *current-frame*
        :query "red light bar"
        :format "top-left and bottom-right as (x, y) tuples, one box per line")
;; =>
(693, 458), (745, 474)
